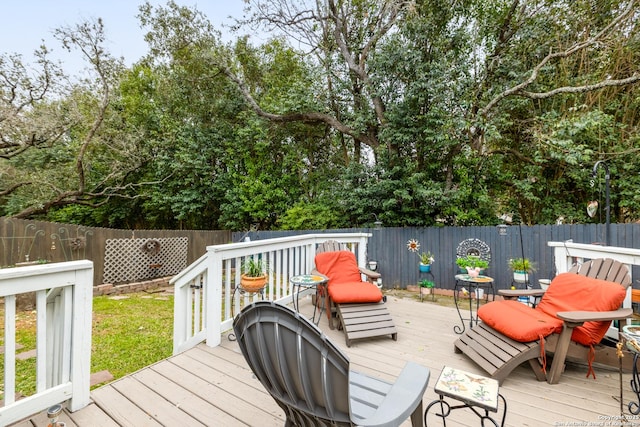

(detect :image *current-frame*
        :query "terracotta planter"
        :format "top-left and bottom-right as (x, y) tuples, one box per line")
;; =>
(240, 274), (267, 293)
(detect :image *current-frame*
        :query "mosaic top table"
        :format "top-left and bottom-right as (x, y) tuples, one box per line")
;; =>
(290, 274), (329, 325)
(425, 366), (506, 426)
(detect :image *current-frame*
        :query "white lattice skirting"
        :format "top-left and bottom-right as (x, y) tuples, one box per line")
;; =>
(103, 237), (188, 284)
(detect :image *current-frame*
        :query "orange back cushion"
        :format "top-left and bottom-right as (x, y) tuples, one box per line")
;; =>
(535, 272), (627, 345)
(478, 300), (563, 342)
(314, 251), (362, 284)
(315, 250), (382, 303)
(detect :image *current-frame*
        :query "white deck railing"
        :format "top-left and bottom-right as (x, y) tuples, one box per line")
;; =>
(549, 240), (640, 276)
(0, 260), (93, 426)
(170, 233), (371, 354)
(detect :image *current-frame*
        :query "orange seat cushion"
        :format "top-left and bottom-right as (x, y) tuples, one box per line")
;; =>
(478, 300), (563, 342)
(535, 272), (627, 346)
(315, 250), (382, 303)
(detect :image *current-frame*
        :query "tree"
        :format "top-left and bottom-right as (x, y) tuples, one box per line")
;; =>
(380, 0), (640, 225)
(3, 0), (639, 229)
(214, 0), (414, 162)
(468, 0), (640, 224)
(0, 18), (155, 220)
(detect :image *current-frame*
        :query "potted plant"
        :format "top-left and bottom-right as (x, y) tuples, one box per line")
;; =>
(456, 256), (488, 276)
(419, 251), (434, 272)
(406, 239), (435, 272)
(240, 257), (269, 293)
(508, 258), (536, 283)
(419, 279), (435, 295)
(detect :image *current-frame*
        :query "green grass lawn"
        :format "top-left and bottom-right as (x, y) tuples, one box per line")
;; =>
(91, 291), (174, 380)
(1, 290), (174, 399)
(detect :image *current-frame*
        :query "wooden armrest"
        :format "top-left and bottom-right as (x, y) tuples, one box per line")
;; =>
(556, 308), (633, 323)
(498, 289), (546, 298)
(359, 267), (381, 280)
(351, 361), (430, 426)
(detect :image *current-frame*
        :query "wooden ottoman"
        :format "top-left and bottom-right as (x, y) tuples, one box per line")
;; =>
(335, 303), (397, 347)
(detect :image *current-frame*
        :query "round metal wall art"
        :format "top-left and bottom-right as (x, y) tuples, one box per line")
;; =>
(456, 238), (491, 262)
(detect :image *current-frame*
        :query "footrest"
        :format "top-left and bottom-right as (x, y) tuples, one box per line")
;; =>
(336, 303), (398, 347)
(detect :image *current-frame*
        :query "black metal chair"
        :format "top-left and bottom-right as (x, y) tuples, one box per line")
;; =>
(233, 300), (430, 426)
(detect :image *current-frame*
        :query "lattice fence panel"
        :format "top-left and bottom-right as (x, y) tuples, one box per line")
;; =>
(103, 237), (188, 284)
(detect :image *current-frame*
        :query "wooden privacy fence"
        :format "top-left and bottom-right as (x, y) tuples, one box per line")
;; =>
(236, 223), (640, 291)
(3, 218), (638, 291)
(0, 217), (231, 287)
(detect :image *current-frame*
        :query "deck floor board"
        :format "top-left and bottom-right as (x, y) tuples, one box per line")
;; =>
(12, 294), (632, 426)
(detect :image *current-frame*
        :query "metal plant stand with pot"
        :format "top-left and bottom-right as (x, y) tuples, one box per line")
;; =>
(419, 265), (435, 302)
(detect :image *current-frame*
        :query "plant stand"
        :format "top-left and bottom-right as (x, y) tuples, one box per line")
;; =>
(228, 282), (266, 341)
(419, 268), (436, 302)
(453, 274), (495, 334)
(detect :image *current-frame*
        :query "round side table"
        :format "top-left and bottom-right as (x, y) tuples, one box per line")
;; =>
(453, 274), (495, 334)
(290, 274), (329, 325)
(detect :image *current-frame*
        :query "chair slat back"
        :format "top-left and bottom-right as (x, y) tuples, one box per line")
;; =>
(317, 240), (343, 253)
(233, 301), (353, 426)
(567, 258), (631, 288)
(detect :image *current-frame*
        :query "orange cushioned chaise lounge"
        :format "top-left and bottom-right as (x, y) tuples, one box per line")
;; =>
(314, 249), (397, 347)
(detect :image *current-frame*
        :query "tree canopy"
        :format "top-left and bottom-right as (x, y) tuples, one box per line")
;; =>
(1, 0), (639, 230)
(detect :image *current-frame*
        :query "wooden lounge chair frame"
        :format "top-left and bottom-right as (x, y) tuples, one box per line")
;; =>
(454, 258), (632, 384)
(233, 301), (430, 427)
(312, 240), (398, 347)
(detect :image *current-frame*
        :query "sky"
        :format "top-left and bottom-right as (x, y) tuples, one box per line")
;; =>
(0, 1), (251, 75)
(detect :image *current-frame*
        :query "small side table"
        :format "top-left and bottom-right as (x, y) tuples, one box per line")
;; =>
(290, 274), (329, 325)
(453, 274), (495, 334)
(425, 366), (506, 426)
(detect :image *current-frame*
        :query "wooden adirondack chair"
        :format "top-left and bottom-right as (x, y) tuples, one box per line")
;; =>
(454, 258), (632, 384)
(312, 240), (397, 347)
(233, 301), (430, 427)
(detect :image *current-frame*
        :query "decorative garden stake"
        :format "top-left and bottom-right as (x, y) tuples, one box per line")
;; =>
(407, 239), (434, 271)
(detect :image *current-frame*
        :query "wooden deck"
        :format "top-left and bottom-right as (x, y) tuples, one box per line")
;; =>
(12, 293), (632, 426)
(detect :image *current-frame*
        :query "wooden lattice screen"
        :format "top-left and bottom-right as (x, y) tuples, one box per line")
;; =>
(103, 237), (188, 284)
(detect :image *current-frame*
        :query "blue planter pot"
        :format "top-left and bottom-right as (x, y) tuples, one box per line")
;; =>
(419, 264), (431, 273)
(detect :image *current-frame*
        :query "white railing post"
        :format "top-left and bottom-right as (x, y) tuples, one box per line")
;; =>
(68, 264), (93, 411)
(206, 249), (223, 348)
(4, 295), (16, 406)
(0, 260), (93, 426)
(552, 246), (572, 275)
(357, 236), (368, 268)
(171, 254), (208, 354)
(172, 273), (187, 353)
